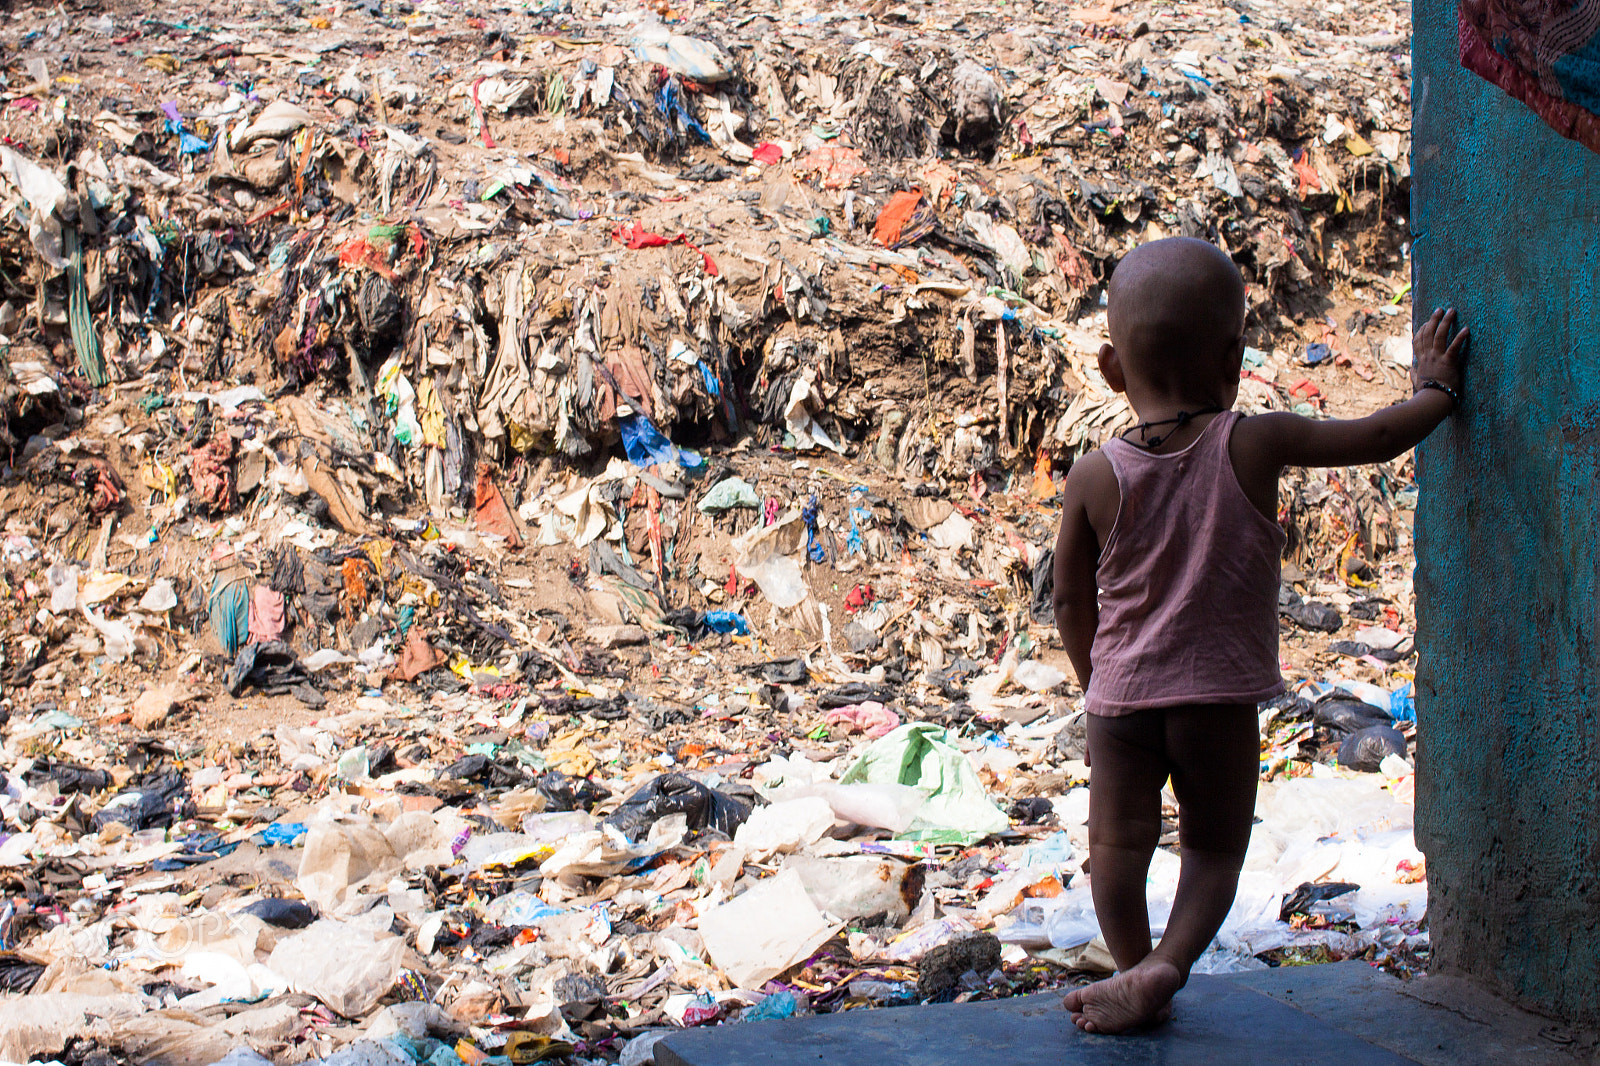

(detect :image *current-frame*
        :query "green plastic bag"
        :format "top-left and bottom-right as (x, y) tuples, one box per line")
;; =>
(697, 476), (761, 514)
(839, 723), (1009, 845)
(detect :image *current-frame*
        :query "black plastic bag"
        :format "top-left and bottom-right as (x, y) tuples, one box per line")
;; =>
(738, 658), (807, 685)
(1283, 600), (1342, 632)
(1029, 547), (1055, 625)
(443, 754), (526, 787)
(604, 773), (756, 843)
(1009, 797), (1055, 825)
(1279, 881), (1361, 922)
(1312, 698), (1392, 741)
(1329, 640), (1405, 662)
(536, 771), (610, 812)
(238, 898), (317, 929)
(1338, 726), (1407, 772)
(817, 682), (896, 709)
(0, 953), (45, 993)
(227, 641), (324, 707)
(24, 759), (111, 794)
(91, 772), (187, 831)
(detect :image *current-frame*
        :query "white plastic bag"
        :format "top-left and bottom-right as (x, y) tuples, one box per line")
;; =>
(266, 920), (404, 1017)
(631, 28), (734, 82)
(1012, 660), (1068, 692)
(48, 563), (79, 611)
(734, 797), (834, 858)
(81, 606), (135, 661)
(698, 869), (839, 989)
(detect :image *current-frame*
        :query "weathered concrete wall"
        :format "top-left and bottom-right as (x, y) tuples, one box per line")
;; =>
(1414, 0), (1600, 1024)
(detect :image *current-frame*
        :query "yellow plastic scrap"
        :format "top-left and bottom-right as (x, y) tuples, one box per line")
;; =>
(507, 419), (538, 454)
(450, 656), (502, 683)
(504, 1034), (576, 1064)
(454, 1041), (489, 1066)
(417, 377), (448, 448)
(478, 839), (559, 872)
(544, 730), (598, 777)
(1337, 533), (1374, 588)
(144, 54), (180, 74)
(79, 571), (133, 606)
(397, 574), (441, 608)
(364, 538), (394, 575)
(142, 459), (177, 499)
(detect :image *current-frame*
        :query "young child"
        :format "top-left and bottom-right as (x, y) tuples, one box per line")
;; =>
(1053, 237), (1467, 1034)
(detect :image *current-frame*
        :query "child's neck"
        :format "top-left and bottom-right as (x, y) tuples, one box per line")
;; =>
(1121, 396), (1230, 452)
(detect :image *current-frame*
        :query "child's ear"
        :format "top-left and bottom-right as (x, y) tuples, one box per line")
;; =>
(1098, 343), (1127, 393)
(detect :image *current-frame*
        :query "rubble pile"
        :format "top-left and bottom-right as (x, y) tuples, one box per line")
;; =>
(0, 0), (1426, 1062)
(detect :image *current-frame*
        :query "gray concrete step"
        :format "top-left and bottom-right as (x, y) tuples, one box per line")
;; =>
(655, 962), (1590, 1066)
(654, 973), (1416, 1066)
(1228, 962), (1584, 1066)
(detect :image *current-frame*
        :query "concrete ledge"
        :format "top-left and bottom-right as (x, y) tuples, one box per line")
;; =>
(655, 973), (1414, 1066)
(1226, 962), (1585, 1066)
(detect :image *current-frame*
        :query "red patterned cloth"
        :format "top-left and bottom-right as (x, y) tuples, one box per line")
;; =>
(1460, 1), (1600, 154)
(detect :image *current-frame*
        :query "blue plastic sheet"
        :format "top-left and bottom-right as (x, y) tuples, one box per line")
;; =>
(255, 822), (309, 847)
(655, 76), (710, 143)
(801, 494), (827, 563)
(847, 487), (871, 556)
(743, 991), (798, 1022)
(152, 832), (240, 871)
(618, 410), (702, 469)
(209, 577), (249, 658)
(703, 610), (750, 635)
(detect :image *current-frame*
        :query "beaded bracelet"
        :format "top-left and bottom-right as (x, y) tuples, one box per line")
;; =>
(1417, 379), (1461, 407)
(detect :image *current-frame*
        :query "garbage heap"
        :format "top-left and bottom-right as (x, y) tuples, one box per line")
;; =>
(0, 0), (1427, 1062)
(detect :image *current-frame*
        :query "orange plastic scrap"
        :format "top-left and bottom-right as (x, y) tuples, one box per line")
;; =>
(471, 77), (496, 148)
(873, 189), (923, 248)
(1337, 532), (1374, 588)
(795, 145), (870, 189)
(918, 161), (960, 208)
(294, 127), (315, 200)
(338, 237), (398, 281)
(1292, 154), (1322, 196)
(1030, 445), (1056, 499)
(473, 467), (523, 548)
(341, 557), (371, 619)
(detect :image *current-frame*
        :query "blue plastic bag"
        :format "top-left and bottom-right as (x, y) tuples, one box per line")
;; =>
(618, 411), (702, 469)
(703, 611), (749, 635)
(255, 822), (309, 847)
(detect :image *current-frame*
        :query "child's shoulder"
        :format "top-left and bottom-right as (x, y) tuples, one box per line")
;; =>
(1063, 449), (1119, 530)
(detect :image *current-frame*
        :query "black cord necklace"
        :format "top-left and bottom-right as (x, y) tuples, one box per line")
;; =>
(1120, 405), (1224, 450)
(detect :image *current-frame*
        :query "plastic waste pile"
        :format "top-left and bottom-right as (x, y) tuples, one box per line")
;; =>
(0, 0), (1428, 1061)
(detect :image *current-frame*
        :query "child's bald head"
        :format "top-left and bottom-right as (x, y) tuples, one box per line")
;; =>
(1105, 238), (1246, 399)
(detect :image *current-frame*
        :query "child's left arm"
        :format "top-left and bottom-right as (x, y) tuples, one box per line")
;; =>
(1052, 453), (1110, 691)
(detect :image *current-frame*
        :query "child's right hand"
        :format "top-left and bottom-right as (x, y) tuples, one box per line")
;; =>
(1234, 306), (1471, 472)
(1412, 308), (1468, 397)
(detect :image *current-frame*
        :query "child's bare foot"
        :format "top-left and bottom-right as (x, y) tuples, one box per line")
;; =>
(1061, 957), (1183, 1034)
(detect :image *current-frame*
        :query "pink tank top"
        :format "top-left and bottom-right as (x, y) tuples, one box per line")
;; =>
(1085, 411), (1286, 716)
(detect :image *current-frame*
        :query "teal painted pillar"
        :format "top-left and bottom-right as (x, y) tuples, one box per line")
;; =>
(1414, 0), (1600, 1024)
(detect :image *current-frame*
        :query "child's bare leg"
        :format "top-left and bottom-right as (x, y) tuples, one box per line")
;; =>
(1064, 704), (1258, 1034)
(1063, 710), (1179, 1033)
(1146, 704), (1259, 978)
(1082, 710), (1168, 969)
